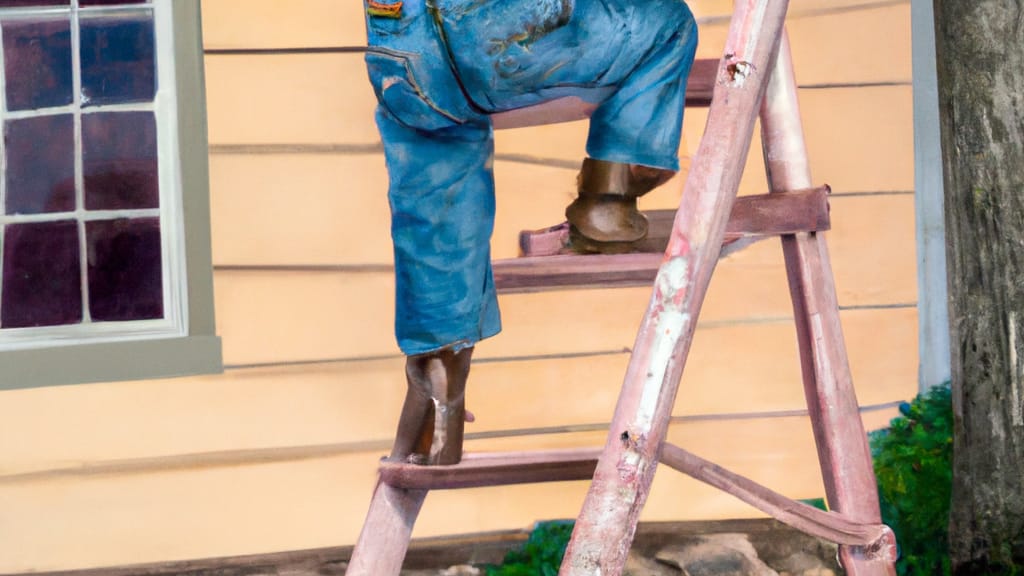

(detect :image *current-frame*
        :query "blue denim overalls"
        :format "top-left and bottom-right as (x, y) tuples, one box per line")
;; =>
(364, 0), (698, 355)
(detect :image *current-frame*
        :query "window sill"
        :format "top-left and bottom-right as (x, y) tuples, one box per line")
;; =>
(0, 335), (222, 390)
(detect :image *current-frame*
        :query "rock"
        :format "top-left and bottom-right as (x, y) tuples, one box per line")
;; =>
(747, 526), (840, 575)
(655, 534), (779, 576)
(774, 551), (836, 576)
(400, 566), (480, 576)
(625, 550), (682, 575)
(316, 560), (348, 575)
(439, 565), (481, 576)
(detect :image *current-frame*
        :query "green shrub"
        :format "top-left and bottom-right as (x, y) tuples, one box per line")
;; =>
(484, 520), (574, 576)
(870, 383), (953, 575)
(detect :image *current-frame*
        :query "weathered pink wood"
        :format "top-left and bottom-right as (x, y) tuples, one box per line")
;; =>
(516, 186), (831, 259)
(500, 188), (830, 293)
(560, 3), (791, 574)
(518, 222), (573, 257)
(345, 480), (427, 576)
(682, 58), (720, 108)
(659, 443), (895, 554)
(491, 59), (720, 130)
(495, 252), (663, 293)
(380, 448), (601, 490)
(759, 34), (897, 575)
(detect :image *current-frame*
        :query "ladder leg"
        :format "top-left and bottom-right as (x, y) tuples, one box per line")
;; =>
(759, 33), (897, 575)
(559, 2), (790, 574)
(345, 479), (428, 576)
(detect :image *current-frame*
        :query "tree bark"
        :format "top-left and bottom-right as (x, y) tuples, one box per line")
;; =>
(933, 1), (1024, 573)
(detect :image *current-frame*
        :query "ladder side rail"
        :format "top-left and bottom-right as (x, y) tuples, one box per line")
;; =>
(345, 481), (428, 576)
(560, 2), (790, 574)
(759, 33), (897, 573)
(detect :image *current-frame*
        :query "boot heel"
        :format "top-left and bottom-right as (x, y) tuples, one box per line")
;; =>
(565, 158), (676, 253)
(567, 224), (640, 254)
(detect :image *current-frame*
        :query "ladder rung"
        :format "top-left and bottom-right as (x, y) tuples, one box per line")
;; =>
(645, 185), (832, 251)
(379, 448), (601, 490)
(685, 58), (718, 107)
(496, 186), (831, 292)
(520, 186), (831, 258)
(494, 252), (662, 292)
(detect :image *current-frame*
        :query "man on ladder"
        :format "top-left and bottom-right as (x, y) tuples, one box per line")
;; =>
(363, 0), (699, 466)
(351, 2), (898, 574)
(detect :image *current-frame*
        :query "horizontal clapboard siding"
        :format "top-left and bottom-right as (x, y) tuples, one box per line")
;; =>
(0, 307), (915, 478)
(205, 88), (915, 263)
(0, 411), (896, 572)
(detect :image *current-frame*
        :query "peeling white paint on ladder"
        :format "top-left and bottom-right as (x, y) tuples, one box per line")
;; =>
(632, 257), (692, 434)
(724, 0), (769, 88)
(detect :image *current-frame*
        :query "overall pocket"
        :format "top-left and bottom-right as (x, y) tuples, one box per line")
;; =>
(365, 48), (468, 131)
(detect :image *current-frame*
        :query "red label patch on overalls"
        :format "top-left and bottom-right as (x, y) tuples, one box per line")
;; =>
(367, 0), (403, 18)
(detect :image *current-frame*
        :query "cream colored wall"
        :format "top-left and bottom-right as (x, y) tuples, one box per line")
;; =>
(0, 1), (917, 573)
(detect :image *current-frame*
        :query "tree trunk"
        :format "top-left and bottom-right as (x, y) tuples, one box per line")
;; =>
(932, 1), (1024, 573)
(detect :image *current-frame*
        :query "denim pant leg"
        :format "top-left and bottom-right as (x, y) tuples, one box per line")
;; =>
(436, 0), (698, 171)
(586, 1), (699, 171)
(376, 107), (502, 356)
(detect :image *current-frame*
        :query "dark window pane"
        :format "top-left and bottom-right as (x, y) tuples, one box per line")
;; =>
(2, 18), (72, 111)
(83, 111), (158, 210)
(2, 221), (82, 328)
(0, 1), (69, 6)
(86, 218), (163, 322)
(81, 0), (147, 4)
(5, 114), (75, 214)
(80, 14), (155, 106)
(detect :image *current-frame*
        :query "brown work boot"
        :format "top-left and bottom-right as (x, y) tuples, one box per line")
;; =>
(565, 158), (675, 254)
(389, 346), (473, 466)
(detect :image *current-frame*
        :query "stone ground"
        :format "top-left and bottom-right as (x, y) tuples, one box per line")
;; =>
(400, 519), (841, 576)
(17, 519), (842, 576)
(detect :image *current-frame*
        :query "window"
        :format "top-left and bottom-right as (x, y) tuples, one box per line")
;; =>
(0, 0), (220, 389)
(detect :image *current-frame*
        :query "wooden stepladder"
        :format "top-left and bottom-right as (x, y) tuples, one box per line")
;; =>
(347, 1), (899, 575)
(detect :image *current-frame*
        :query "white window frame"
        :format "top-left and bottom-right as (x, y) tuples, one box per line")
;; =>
(0, 0), (220, 389)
